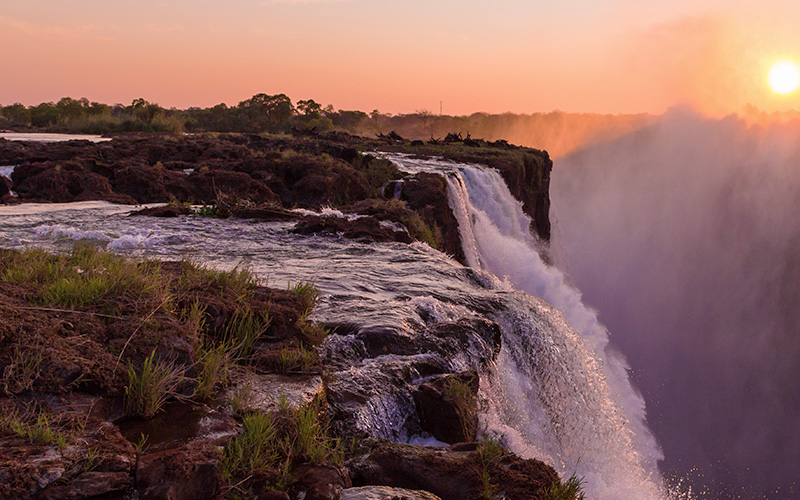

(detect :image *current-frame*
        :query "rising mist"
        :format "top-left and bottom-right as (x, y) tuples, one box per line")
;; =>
(552, 108), (800, 498)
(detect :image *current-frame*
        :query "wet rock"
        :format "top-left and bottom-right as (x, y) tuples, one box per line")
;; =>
(129, 204), (193, 217)
(292, 464), (352, 500)
(414, 371), (480, 444)
(341, 486), (442, 500)
(0, 175), (11, 197)
(36, 471), (132, 500)
(400, 173), (464, 262)
(232, 205), (300, 221)
(135, 442), (220, 500)
(348, 441), (480, 500)
(223, 373), (324, 414)
(291, 215), (413, 244)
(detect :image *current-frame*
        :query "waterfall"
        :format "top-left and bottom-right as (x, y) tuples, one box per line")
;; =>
(387, 154), (668, 499)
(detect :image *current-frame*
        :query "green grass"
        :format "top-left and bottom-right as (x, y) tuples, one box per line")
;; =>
(176, 260), (258, 300)
(477, 434), (507, 499)
(2, 244), (168, 315)
(124, 349), (185, 418)
(288, 281), (320, 315)
(545, 473), (587, 500)
(221, 412), (281, 481)
(195, 341), (232, 401)
(444, 377), (478, 441)
(221, 306), (270, 359)
(277, 345), (318, 373)
(0, 410), (69, 449)
(2, 345), (43, 395)
(220, 397), (343, 490)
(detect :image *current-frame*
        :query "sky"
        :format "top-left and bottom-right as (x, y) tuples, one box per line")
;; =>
(2, 0), (800, 116)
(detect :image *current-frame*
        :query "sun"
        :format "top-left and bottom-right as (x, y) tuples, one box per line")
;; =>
(768, 60), (800, 95)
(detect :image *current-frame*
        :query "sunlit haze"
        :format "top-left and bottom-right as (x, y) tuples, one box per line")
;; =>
(2, 0), (800, 115)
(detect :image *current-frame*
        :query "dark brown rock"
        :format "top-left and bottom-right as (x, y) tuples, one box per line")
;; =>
(135, 443), (220, 500)
(291, 215), (413, 244)
(414, 372), (479, 444)
(400, 173), (465, 263)
(348, 441), (558, 500)
(130, 204), (193, 217)
(292, 464), (352, 500)
(0, 175), (11, 197)
(36, 471), (132, 500)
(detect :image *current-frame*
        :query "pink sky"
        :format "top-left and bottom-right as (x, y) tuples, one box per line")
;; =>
(2, 0), (800, 115)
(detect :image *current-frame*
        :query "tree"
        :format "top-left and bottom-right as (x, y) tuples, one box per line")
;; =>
(237, 93), (294, 133)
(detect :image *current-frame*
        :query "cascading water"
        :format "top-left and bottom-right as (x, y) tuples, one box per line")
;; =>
(386, 154), (668, 499)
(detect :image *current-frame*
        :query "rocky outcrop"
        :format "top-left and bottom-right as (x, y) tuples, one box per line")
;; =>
(348, 440), (559, 500)
(291, 215), (414, 244)
(400, 173), (465, 262)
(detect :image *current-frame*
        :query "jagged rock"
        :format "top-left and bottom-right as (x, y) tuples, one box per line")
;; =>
(232, 205), (300, 221)
(341, 486), (442, 500)
(291, 215), (413, 244)
(135, 442), (220, 500)
(0, 176), (11, 197)
(130, 204), (193, 217)
(292, 464), (352, 500)
(36, 471), (132, 500)
(414, 371), (479, 444)
(400, 173), (465, 262)
(348, 441), (558, 500)
(113, 163), (171, 203)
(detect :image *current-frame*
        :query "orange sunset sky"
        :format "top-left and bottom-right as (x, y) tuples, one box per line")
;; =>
(2, 0), (800, 116)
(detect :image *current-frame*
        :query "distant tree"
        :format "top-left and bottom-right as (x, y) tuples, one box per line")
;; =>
(237, 93), (294, 133)
(1, 103), (31, 127)
(30, 102), (59, 128)
(297, 99), (322, 118)
(127, 98), (163, 124)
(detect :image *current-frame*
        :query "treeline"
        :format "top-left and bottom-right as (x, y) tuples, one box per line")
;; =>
(0, 94), (373, 136)
(0, 93), (654, 156)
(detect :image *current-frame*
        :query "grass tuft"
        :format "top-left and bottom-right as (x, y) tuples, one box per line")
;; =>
(124, 349), (185, 418)
(477, 434), (507, 499)
(288, 281), (320, 315)
(545, 473), (587, 500)
(2, 243), (168, 315)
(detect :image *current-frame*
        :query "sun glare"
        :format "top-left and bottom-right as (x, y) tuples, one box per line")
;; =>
(768, 60), (800, 95)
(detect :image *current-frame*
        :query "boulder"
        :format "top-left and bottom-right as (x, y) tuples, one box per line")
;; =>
(292, 464), (352, 500)
(291, 215), (413, 244)
(400, 173), (464, 262)
(129, 204), (193, 217)
(348, 441), (559, 500)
